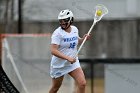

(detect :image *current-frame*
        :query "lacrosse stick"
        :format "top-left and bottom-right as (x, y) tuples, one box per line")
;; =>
(74, 4), (108, 58)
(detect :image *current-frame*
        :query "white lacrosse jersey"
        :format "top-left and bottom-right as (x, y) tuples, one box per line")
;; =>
(51, 25), (79, 68)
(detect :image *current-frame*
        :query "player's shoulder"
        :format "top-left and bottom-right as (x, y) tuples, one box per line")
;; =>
(52, 27), (62, 37)
(71, 25), (78, 30)
(52, 27), (62, 34)
(71, 25), (78, 32)
(54, 27), (61, 32)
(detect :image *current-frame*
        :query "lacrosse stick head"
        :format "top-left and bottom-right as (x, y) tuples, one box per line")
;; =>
(94, 4), (108, 22)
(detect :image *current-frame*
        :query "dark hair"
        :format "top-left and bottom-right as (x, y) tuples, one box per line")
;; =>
(70, 17), (74, 24)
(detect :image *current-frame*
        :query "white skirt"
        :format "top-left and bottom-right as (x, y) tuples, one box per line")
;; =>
(50, 61), (81, 78)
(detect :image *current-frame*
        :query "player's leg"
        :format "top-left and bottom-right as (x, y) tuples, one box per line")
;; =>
(49, 76), (64, 93)
(69, 67), (86, 93)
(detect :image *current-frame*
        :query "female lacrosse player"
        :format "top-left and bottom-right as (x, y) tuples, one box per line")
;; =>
(49, 9), (90, 93)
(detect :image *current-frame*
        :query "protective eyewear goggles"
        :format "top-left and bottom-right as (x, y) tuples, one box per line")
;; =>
(59, 18), (70, 24)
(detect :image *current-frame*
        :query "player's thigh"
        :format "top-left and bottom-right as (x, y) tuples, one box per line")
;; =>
(68, 67), (86, 84)
(51, 76), (64, 87)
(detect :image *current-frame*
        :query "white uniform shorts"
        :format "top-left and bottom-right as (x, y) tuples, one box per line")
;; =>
(50, 61), (80, 78)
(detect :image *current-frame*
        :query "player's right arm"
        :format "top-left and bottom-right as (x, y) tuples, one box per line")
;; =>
(51, 44), (76, 64)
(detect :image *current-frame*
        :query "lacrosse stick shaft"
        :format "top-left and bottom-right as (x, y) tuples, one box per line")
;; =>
(73, 4), (108, 58)
(74, 21), (96, 58)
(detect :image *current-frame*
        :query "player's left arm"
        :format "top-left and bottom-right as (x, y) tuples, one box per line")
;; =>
(78, 34), (91, 44)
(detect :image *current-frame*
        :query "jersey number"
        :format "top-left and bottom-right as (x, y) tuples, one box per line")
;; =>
(69, 42), (76, 49)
